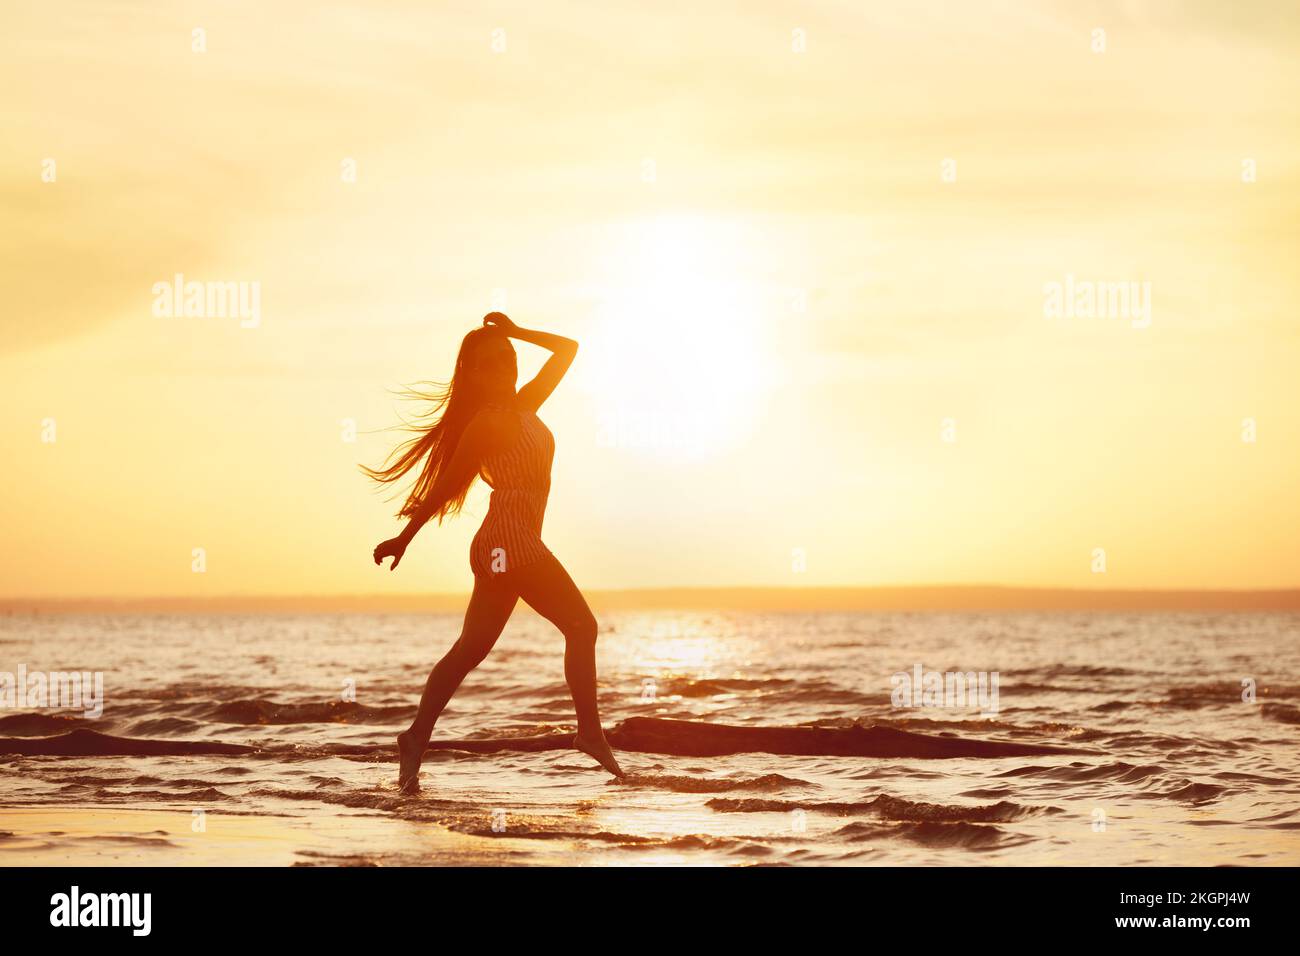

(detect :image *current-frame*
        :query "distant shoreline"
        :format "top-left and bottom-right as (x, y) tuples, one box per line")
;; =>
(3, 586), (1298, 614)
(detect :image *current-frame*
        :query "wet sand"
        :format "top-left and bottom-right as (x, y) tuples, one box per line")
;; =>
(0, 807), (585, 867)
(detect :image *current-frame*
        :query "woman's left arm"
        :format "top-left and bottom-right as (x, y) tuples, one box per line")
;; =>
(483, 312), (577, 412)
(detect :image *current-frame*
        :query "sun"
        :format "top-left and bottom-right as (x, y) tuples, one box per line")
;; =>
(578, 214), (773, 459)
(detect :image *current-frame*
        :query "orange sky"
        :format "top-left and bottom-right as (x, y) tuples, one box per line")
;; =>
(3, 1), (1299, 598)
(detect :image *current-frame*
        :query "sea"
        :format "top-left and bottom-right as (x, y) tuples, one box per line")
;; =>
(1, 611), (1297, 866)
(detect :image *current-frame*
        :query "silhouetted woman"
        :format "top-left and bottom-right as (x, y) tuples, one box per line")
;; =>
(367, 313), (624, 792)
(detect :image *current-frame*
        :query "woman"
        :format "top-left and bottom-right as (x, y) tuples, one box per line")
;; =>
(367, 312), (624, 793)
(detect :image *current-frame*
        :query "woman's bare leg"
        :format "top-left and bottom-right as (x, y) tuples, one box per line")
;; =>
(397, 574), (518, 792)
(512, 552), (624, 777)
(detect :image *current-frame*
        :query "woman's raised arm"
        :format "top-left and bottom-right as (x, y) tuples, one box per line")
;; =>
(484, 312), (577, 413)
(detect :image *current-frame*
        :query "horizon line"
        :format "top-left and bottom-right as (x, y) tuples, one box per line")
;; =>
(3, 584), (1299, 614)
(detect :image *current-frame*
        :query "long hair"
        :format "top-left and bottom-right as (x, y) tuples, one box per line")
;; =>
(361, 326), (503, 521)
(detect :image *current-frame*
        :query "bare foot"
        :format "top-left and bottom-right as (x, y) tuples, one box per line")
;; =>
(397, 730), (424, 794)
(573, 731), (625, 778)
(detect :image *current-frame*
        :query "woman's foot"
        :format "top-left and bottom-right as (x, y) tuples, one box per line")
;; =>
(573, 730), (625, 778)
(397, 730), (424, 794)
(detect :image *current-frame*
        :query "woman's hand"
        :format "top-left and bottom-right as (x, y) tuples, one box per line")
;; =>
(372, 536), (408, 570)
(483, 312), (518, 334)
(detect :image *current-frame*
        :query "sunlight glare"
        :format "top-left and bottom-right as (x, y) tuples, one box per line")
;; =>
(579, 215), (772, 459)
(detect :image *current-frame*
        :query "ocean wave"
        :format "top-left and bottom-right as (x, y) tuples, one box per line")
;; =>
(1136, 781), (1229, 804)
(649, 676), (800, 697)
(1004, 664), (1143, 678)
(76, 833), (179, 848)
(617, 772), (814, 793)
(620, 833), (778, 856)
(995, 760), (1233, 803)
(0, 728), (257, 756)
(704, 794), (1055, 823)
(855, 715), (1093, 738)
(995, 760), (1165, 782)
(446, 823), (652, 844)
(90, 786), (229, 803)
(607, 716), (1093, 758)
(0, 713), (92, 736)
(125, 717), (205, 736)
(247, 786), (411, 813)
(207, 698), (412, 725)
(833, 820), (1008, 849)
(1262, 702), (1300, 725)
(1, 716), (1094, 760)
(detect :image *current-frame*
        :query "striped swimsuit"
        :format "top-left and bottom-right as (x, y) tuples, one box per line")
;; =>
(469, 401), (556, 578)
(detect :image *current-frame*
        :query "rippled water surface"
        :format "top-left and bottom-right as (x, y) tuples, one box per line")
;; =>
(2, 611), (1297, 865)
